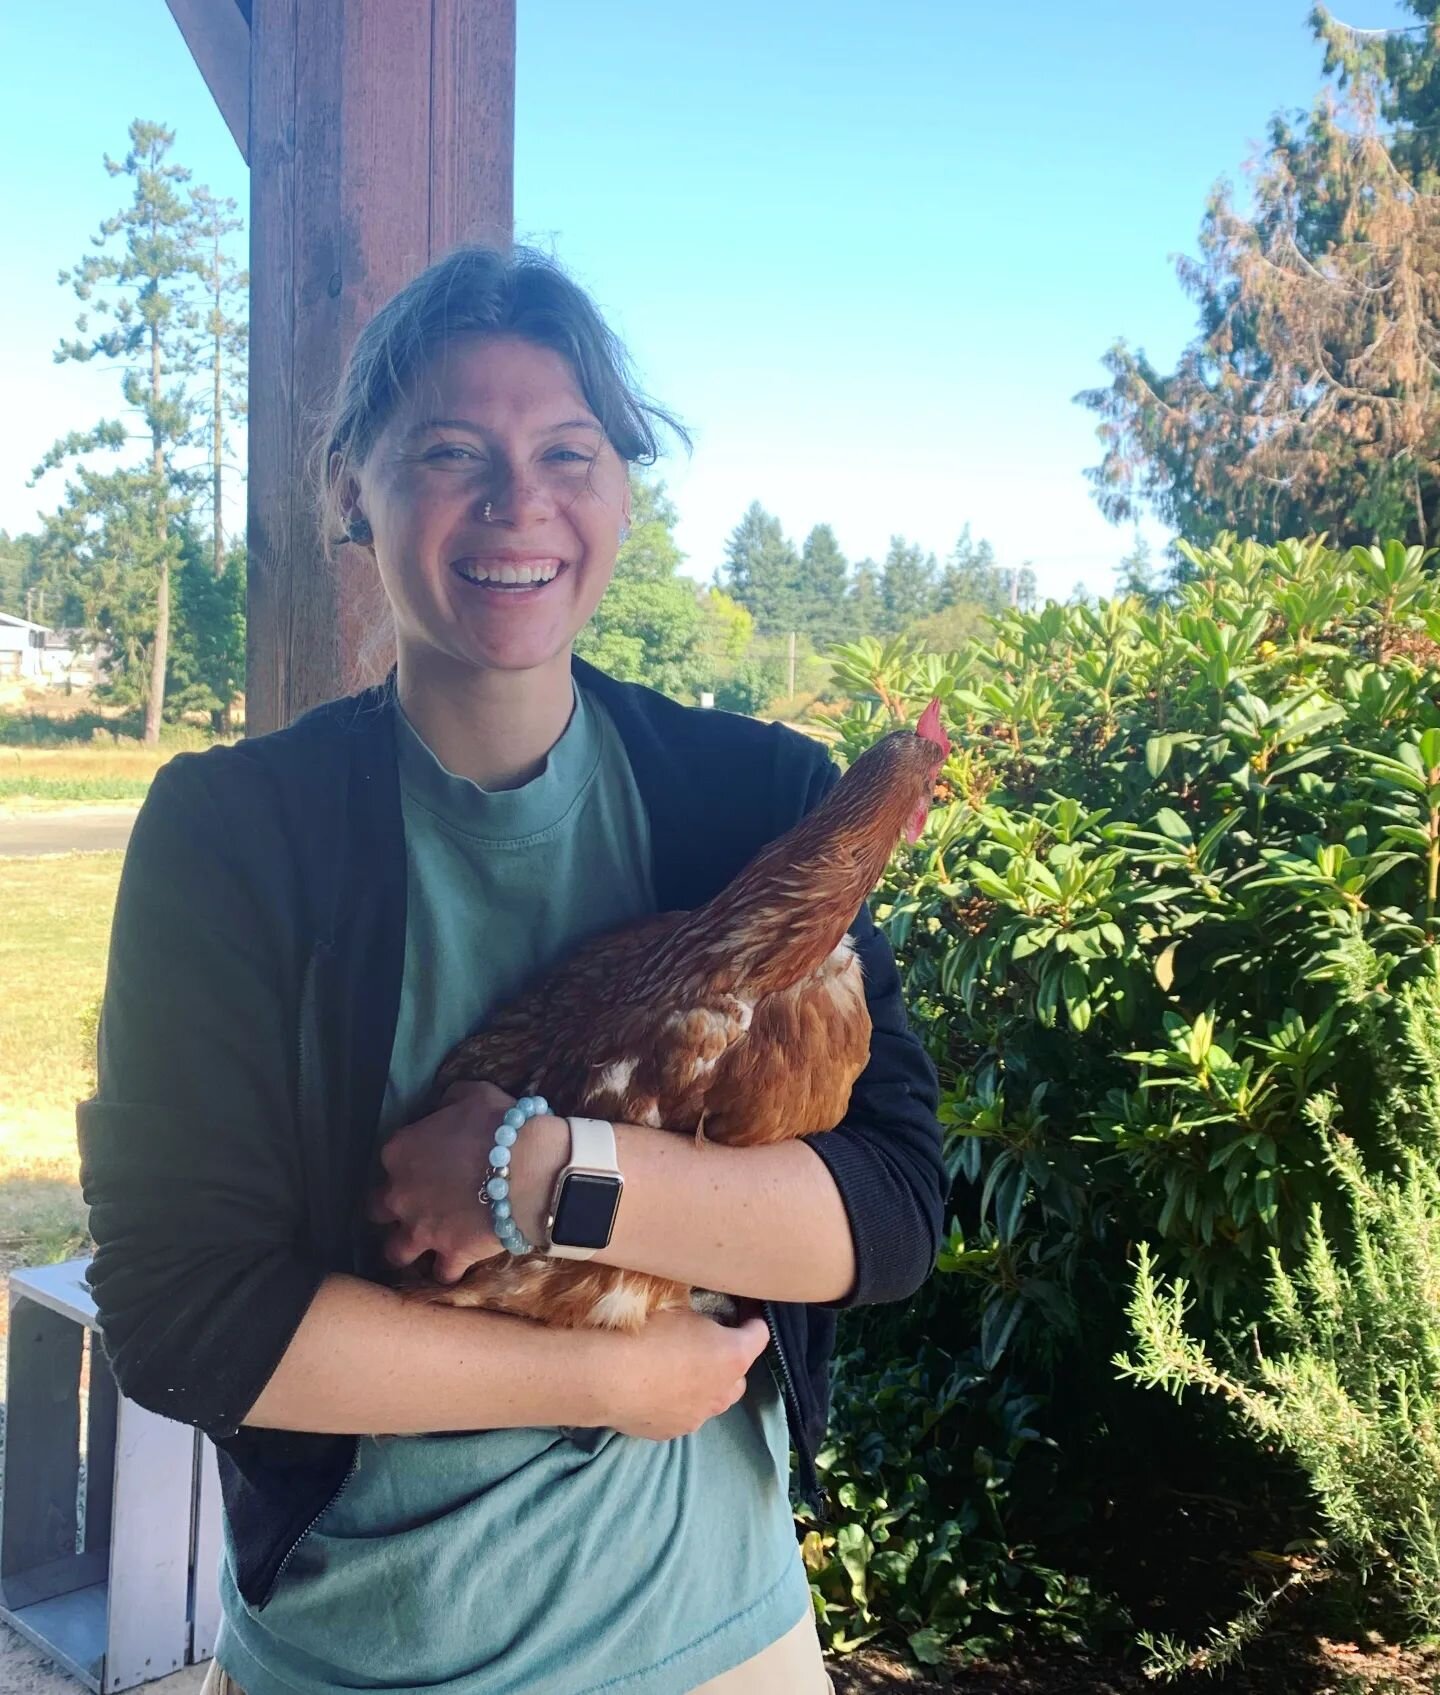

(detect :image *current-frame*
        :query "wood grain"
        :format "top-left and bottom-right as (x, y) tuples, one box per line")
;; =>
(246, 0), (517, 732)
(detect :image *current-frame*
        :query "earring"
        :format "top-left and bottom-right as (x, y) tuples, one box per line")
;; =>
(618, 520), (631, 545)
(345, 515), (373, 545)
(483, 502), (494, 522)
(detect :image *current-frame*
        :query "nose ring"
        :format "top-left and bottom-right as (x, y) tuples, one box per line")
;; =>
(482, 501), (493, 522)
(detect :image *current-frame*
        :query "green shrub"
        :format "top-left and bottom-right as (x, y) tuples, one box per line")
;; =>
(825, 538), (1440, 1353)
(801, 1342), (1094, 1664)
(1118, 1119), (1440, 1639)
(815, 535), (1440, 1656)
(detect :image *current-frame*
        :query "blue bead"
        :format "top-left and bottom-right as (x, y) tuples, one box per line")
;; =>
(502, 1108), (526, 1132)
(495, 1124), (517, 1148)
(486, 1177), (509, 1201)
(487, 1145), (511, 1169)
(530, 1097), (550, 1117)
(491, 1199), (512, 1220)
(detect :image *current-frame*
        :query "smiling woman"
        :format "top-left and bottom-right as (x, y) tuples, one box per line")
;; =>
(78, 245), (943, 1695)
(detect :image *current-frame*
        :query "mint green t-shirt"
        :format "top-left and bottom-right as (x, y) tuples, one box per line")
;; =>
(215, 685), (809, 1695)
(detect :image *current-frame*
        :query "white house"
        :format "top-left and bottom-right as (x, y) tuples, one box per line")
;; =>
(0, 611), (48, 680)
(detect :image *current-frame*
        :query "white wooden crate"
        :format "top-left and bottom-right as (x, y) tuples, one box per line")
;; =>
(1, 1259), (222, 1692)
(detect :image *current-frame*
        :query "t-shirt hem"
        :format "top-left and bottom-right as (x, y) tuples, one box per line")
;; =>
(214, 1554), (810, 1695)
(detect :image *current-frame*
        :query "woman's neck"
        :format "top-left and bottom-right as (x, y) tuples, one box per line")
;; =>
(395, 647), (576, 791)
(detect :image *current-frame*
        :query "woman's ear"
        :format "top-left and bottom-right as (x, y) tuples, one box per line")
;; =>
(333, 463), (373, 549)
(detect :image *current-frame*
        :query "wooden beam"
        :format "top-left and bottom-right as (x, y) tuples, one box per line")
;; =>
(165, 0), (251, 162)
(246, 0), (516, 733)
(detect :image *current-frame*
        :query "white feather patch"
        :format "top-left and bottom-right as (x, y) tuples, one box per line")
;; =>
(590, 1284), (651, 1329)
(595, 1057), (639, 1098)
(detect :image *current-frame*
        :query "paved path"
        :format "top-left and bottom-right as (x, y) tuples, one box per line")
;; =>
(0, 809), (137, 857)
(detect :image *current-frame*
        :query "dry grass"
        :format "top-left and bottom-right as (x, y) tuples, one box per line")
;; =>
(0, 745), (177, 810)
(0, 853), (122, 1261)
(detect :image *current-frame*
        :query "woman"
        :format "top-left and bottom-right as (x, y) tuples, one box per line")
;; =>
(80, 246), (945, 1695)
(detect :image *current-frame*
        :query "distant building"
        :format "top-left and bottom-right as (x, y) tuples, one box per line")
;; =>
(0, 613), (100, 686)
(0, 611), (47, 679)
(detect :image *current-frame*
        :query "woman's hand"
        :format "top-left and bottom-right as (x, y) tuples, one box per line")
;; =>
(602, 1310), (771, 1440)
(370, 1081), (567, 1282)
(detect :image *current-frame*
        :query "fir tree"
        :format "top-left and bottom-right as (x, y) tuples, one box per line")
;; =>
(721, 501), (801, 634)
(879, 536), (938, 633)
(797, 523), (849, 646)
(848, 557), (881, 636)
(41, 120), (200, 741)
(186, 187), (247, 578)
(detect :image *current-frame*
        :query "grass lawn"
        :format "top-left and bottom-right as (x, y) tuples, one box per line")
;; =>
(0, 852), (122, 1262)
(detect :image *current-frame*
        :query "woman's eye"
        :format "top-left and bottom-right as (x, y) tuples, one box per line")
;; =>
(424, 445), (482, 464)
(546, 448), (593, 465)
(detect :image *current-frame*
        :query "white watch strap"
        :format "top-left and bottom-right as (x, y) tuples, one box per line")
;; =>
(545, 1117), (620, 1261)
(566, 1116), (618, 1174)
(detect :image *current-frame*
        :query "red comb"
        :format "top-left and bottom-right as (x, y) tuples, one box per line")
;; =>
(917, 697), (950, 757)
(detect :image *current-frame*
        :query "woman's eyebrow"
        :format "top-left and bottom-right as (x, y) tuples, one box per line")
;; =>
(404, 417), (602, 438)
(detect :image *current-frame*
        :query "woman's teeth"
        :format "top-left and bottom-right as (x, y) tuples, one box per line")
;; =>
(455, 560), (562, 587)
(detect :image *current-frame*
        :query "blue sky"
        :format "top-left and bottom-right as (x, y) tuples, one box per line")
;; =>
(0, 0), (1418, 600)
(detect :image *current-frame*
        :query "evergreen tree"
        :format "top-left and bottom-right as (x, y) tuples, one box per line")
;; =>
(879, 536), (938, 633)
(848, 558), (882, 636)
(939, 523), (1003, 611)
(186, 187), (247, 578)
(42, 120), (200, 741)
(1115, 531), (1157, 600)
(1079, 10), (1440, 545)
(168, 531), (246, 729)
(797, 523), (849, 646)
(721, 501), (801, 634)
(0, 531), (42, 621)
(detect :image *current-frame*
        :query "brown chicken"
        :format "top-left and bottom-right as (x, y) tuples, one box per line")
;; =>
(413, 700), (951, 1331)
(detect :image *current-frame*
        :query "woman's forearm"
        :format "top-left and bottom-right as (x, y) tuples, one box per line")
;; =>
(243, 1272), (614, 1433)
(596, 1129), (856, 1304)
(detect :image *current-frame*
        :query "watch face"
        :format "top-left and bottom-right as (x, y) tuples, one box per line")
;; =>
(551, 1172), (622, 1250)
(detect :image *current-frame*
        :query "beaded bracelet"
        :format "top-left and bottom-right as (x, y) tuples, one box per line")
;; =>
(483, 1095), (550, 1256)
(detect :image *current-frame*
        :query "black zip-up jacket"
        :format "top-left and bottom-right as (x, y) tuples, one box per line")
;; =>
(78, 660), (944, 1610)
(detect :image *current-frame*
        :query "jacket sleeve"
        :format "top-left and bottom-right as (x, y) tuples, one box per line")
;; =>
(786, 753), (946, 1307)
(78, 756), (325, 1440)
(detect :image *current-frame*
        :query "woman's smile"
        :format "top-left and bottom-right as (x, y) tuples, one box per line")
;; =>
(451, 555), (569, 593)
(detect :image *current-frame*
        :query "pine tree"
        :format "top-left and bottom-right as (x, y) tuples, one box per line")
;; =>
(1115, 531), (1157, 601)
(797, 523), (849, 646)
(880, 536), (938, 633)
(186, 187), (247, 579)
(0, 532), (42, 621)
(939, 523), (1003, 611)
(721, 501), (801, 634)
(43, 120), (200, 742)
(848, 558), (881, 636)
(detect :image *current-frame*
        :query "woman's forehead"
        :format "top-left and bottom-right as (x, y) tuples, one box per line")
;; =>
(402, 335), (595, 427)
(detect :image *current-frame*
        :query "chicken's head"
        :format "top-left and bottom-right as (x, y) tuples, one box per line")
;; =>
(905, 698), (952, 842)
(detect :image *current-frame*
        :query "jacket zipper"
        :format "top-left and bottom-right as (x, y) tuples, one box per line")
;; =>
(763, 1300), (822, 1511)
(259, 1445), (361, 1608)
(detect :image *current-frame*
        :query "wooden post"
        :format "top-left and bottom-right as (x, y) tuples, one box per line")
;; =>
(245, 0), (515, 733)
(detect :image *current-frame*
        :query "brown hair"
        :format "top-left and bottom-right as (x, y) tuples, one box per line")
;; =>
(318, 243), (686, 547)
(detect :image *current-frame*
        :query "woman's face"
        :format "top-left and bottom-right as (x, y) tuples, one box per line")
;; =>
(349, 335), (631, 679)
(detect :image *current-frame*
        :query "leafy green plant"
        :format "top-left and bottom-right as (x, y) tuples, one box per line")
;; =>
(800, 1343), (1094, 1663)
(815, 533), (1440, 1660)
(1117, 1117), (1440, 1639)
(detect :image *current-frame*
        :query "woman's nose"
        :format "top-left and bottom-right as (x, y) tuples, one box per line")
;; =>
(480, 463), (554, 528)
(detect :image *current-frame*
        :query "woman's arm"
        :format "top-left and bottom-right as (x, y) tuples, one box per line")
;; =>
(377, 1086), (855, 1304)
(244, 1273), (769, 1441)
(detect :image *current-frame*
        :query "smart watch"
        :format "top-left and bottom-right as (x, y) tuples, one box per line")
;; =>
(544, 1118), (623, 1260)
